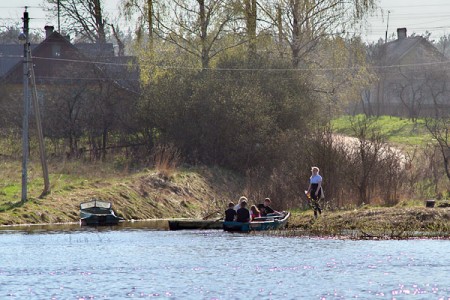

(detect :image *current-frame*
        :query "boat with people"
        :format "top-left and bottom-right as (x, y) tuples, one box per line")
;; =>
(80, 199), (124, 226)
(223, 211), (290, 232)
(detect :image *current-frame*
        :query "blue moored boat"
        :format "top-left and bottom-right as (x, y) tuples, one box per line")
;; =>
(223, 211), (290, 232)
(80, 199), (124, 226)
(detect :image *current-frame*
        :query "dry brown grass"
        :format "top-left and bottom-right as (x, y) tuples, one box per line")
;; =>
(0, 158), (244, 225)
(151, 144), (181, 178)
(286, 206), (450, 239)
(2, 156), (448, 239)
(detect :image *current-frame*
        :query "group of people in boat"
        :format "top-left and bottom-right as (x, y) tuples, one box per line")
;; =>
(224, 166), (324, 222)
(224, 196), (281, 223)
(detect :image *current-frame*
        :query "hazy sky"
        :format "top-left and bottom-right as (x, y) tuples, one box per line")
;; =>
(1, 0), (449, 43)
(0, 0), (122, 32)
(365, 0), (450, 42)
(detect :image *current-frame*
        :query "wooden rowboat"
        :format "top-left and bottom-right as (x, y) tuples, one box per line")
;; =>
(168, 219), (223, 230)
(80, 199), (124, 226)
(223, 211), (290, 232)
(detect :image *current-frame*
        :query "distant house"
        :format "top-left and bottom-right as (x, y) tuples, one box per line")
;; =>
(0, 26), (140, 156)
(358, 28), (449, 118)
(1, 25), (139, 91)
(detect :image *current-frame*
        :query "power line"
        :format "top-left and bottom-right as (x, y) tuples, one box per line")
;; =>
(29, 55), (450, 73)
(379, 4), (450, 8)
(0, 6), (41, 9)
(0, 17), (47, 20)
(35, 76), (139, 81)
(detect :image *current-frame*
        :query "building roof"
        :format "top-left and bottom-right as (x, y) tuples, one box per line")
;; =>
(0, 44), (38, 77)
(74, 42), (115, 58)
(379, 35), (445, 66)
(0, 29), (139, 94)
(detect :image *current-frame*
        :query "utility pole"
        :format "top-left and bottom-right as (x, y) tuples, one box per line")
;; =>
(29, 50), (51, 197)
(20, 8), (30, 203)
(385, 10), (390, 43)
(57, 0), (61, 33)
(19, 9), (51, 199)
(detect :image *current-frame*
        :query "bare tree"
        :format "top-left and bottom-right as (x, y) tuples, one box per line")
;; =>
(434, 34), (450, 58)
(109, 23), (125, 56)
(156, 0), (240, 69)
(46, 0), (109, 43)
(392, 71), (426, 121)
(345, 116), (404, 205)
(120, 0), (156, 48)
(242, 0), (257, 62)
(391, 65), (450, 120)
(315, 36), (376, 117)
(425, 117), (450, 180)
(260, 0), (376, 68)
(422, 67), (450, 118)
(0, 25), (43, 43)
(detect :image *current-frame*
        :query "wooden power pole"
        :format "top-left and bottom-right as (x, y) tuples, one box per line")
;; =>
(21, 9), (51, 200)
(29, 54), (51, 197)
(21, 9), (30, 202)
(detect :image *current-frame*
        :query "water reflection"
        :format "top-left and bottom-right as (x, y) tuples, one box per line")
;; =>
(0, 219), (170, 234)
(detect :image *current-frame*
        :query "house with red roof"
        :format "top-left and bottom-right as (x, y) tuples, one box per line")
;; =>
(0, 26), (140, 157)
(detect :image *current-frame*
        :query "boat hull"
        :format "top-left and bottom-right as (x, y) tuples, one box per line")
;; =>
(80, 199), (124, 226)
(223, 212), (290, 232)
(80, 213), (123, 226)
(168, 219), (223, 230)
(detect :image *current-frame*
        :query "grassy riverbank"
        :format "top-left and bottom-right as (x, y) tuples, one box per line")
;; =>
(0, 159), (243, 225)
(2, 115), (450, 237)
(0, 159), (449, 238)
(287, 205), (450, 239)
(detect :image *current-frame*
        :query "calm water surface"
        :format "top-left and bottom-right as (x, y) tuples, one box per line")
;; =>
(0, 222), (449, 299)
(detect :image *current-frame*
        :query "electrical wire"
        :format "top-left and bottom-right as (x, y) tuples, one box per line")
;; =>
(27, 55), (450, 73)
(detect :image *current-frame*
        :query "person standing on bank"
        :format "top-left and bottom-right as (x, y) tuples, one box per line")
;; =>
(307, 166), (323, 218)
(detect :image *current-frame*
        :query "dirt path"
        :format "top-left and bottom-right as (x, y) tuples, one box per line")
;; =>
(333, 134), (408, 167)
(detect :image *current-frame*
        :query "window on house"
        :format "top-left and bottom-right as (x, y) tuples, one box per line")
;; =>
(52, 45), (61, 57)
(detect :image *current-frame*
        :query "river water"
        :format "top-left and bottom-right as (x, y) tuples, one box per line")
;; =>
(0, 222), (449, 299)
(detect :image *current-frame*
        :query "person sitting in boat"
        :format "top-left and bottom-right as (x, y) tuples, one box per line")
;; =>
(249, 205), (261, 221)
(224, 202), (237, 222)
(234, 196), (248, 211)
(263, 198), (281, 216)
(257, 203), (266, 217)
(236, 200), (250, 223)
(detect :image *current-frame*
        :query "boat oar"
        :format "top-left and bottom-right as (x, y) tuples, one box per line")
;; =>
(202, 210), (220, 220)
(200, 215), (223, 229)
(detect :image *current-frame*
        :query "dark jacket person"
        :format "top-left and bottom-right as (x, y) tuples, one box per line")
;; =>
(224, 202), (237, 222)
(236, 200), (250, 223)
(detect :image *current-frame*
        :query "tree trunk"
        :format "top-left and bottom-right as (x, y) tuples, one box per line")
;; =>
(110, 23), (125, 56)
(291, 0), (300, 68)
(244, 0), (257, 64)
(93, 0), (106, 43)
(199, 0), (210, 70)
(147, 0), (154, 50)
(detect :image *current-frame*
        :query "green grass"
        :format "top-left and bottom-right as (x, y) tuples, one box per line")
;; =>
(331, 115), (433, 146)
(0, 184), (20, 197)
